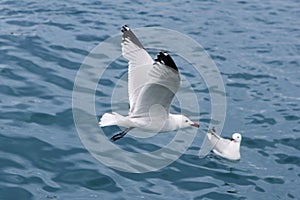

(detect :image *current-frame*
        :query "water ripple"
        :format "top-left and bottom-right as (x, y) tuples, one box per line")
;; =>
(274, 154), (300, 167)
(53, 169), (121, 191)
(1, 0), (300, 199)
(0, 186), (33, 200)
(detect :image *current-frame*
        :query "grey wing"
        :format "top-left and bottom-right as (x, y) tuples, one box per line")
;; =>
(131, 52), (180, 118)
(214, 138), (231, 154)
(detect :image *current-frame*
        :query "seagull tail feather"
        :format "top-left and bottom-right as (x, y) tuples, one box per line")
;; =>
(99, 112), (132, 128)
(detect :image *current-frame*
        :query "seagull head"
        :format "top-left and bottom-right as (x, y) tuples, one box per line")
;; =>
(230, 133), (242, 143)
(180, 115), (200, 128)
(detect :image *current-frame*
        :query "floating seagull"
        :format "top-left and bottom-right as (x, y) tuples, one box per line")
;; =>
(99, 25), (200, 141)
(206, 128), (242, 160)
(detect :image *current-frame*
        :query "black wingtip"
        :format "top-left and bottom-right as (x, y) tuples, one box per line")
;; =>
(121, 25), (130, 33)
(155, 51), (178, 72)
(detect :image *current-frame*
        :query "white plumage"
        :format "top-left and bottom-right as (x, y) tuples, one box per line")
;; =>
(206, 128), (242, 160)
(99, 25), (199, 141)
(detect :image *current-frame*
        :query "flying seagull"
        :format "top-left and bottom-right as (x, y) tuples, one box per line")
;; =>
(99, 25), (200, 141)
(206, 127), (242, 160)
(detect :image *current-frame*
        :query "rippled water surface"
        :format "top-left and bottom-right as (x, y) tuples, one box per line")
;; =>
(1, 0), (300, 199)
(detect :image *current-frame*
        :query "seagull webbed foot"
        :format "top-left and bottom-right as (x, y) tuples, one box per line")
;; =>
(110, 131), (127, 142)
(110, 127), (133, 142)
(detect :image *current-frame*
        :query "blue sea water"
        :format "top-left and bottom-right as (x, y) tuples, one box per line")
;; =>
(1, 0), (300, 199)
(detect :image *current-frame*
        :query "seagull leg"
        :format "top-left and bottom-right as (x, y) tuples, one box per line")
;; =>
(110, 127), (133, 142)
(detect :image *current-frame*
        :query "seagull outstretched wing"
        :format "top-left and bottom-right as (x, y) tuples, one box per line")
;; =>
(121, 25), (180, 118)
(131, 52), (180, 118)
(121, 25), (154, 115)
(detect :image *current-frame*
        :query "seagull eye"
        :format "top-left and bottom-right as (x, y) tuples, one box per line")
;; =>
(185, 120), (188, 122)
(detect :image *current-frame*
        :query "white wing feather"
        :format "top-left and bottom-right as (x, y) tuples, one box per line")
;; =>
(131, 62), (180, 117)
(121, 27), (154, 115)
(207, 132), (231, 154)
